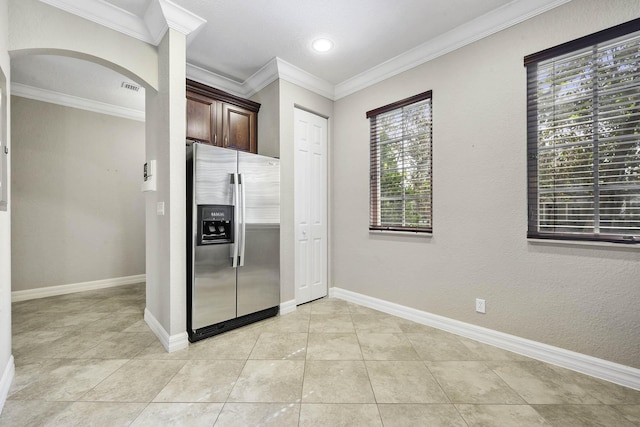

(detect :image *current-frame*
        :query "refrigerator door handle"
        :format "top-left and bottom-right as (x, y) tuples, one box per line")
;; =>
(231, 172), (240, 268)
(239, 173), (246, 267)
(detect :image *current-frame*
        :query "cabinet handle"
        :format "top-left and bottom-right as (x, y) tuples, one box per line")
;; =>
(214, 134), (217, 145)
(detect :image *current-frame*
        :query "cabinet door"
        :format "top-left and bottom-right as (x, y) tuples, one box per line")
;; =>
(222, 103), (256, 153)
(186, 91), (218, 145)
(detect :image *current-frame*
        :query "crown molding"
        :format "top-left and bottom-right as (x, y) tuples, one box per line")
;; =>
(186, 59), (281, 99)
(38, 0), (205, 47)
(158, 0), (206, 42)
(274, 58), (335, 100)
(39, 0), (156, 44)
(188, 0), (569, 101)
(243, 58), (280, 98)
(334, 0), (572, 99)
(142, 0), (167, 45)
(40, 0), (570, 101)
(186, 63), (247, 98)
(11, 83), (145, 121)
(186, 57), (335, 100)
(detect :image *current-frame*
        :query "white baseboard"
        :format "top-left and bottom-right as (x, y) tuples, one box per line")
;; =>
(330, 287), (640, 391)
(279, 299), (297, 315)
(0, 355), (15, 415)
(144, 308), (189, 353)
(11, 274), (146, 302)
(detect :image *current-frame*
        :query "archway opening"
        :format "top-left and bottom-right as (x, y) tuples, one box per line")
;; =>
(9, 51), (152, 346)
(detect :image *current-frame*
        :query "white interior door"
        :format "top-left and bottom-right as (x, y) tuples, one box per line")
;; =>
(294, 108), (328, 305)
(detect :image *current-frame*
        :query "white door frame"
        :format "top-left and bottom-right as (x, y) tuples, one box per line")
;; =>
(294, 107), (328, 305)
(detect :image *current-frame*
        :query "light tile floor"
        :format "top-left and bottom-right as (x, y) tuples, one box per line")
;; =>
(2, 283), (640, 426)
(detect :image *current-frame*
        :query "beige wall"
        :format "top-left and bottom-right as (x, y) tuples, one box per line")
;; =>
(252, 79), (280, 158)
(144, 28), (187, 344)
(10, 96), (145, 291)
(0, 0), (12, 411)
(331, 0), (640, 368)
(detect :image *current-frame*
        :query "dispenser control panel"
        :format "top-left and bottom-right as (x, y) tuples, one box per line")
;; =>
(197, 204), (234, 245)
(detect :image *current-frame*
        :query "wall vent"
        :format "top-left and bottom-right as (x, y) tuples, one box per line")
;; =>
(121, 82), (140, 92)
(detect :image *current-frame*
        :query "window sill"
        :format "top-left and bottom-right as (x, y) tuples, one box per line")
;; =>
(369, 229), (433, 238)
(527, 238), (640, 250)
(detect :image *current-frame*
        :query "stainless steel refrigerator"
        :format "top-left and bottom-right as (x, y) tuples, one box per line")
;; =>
(186, 143), (280, 342)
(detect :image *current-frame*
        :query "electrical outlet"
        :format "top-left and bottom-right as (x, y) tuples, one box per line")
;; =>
(475, 298), (486, 314)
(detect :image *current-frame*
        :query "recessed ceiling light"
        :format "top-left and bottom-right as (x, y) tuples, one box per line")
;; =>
(312, 38), (333, 53)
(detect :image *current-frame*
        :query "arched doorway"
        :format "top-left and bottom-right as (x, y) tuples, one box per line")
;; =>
(6, 1), (192, 356)
(10, 53), (147, 298)
(8, 52), (151, 356)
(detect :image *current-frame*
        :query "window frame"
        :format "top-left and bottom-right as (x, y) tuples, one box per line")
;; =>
(367, 90), (433, 234)
(525, 18), (640, 245)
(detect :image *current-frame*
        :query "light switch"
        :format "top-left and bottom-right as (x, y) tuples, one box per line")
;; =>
(157, 202), (165, 216)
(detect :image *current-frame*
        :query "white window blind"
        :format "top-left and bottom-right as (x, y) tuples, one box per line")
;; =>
(367, 91), (433, 233)
(526, 19), (640, 244)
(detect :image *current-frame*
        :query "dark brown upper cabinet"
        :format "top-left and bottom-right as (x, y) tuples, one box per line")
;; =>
(186, 79), (260, 153)
(186, 90), (217, 145)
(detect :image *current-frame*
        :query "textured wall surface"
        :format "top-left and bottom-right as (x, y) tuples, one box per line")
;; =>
(252, 79), (281, 159)
(143, 28), (187, 340)
(11, 97), (145, 291)
(331, 0), (640, 368)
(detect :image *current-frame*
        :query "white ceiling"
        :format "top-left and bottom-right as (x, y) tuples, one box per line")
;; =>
(10, 0), (571, 116)
(172, 0), (512, 84)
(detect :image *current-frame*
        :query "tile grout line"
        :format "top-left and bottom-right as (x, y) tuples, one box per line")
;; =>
(297, 306), (311, 426)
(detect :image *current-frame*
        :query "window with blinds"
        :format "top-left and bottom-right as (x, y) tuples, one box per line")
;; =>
(367, 91), (433, 233)
(525, 18), (640, 244)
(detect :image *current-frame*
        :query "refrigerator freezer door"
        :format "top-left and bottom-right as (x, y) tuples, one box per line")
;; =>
(191, 143), (239, 331)
(194, 144), (238, 205)
(193, 243), (237, 328)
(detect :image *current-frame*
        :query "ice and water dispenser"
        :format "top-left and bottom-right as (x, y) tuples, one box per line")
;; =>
(197, 205), (233, 245)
